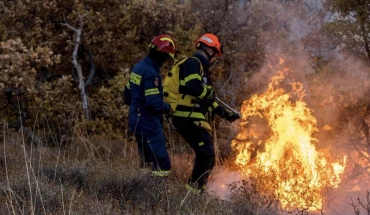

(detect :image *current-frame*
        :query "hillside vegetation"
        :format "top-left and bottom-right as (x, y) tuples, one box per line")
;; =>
(1, 0), (370, 214)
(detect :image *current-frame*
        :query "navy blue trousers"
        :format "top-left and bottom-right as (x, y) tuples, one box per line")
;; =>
(135, 132), (171, 171)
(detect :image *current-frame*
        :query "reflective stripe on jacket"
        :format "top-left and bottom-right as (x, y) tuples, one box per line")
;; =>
(173, 53), (225, 121)
(124, 56), (171, 134)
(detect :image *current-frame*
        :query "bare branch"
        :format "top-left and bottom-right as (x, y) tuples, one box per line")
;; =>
(62, 13), (96, 88)
(345, 197), (360, 215)
(357, 190), (370, 213)
(61, 13), (78, 32)
(61, 13), (91, 120)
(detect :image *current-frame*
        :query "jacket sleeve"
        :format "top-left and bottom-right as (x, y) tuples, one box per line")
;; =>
(143, 73), (171, 113)
(181, 58), (210, 99)
(123, 80), (132, 106)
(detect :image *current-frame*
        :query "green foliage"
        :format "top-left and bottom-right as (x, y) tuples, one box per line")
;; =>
(0, 0), (322, 141)
(0, 0), (203, 139)
(305, 0), (370, 63)
(0, 38), (65, 129)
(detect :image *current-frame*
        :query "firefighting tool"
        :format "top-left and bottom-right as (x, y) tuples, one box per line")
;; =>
(215, 97), (241, 118)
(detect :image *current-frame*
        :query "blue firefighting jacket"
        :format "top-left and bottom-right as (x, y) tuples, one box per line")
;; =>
(123, 56), (171, 135)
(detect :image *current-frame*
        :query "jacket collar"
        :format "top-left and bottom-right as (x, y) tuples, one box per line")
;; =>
(145, 55), (160, 72)
(193, 52), (210, 69)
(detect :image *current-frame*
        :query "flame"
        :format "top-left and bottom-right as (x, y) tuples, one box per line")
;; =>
(231, 58), (346, 211)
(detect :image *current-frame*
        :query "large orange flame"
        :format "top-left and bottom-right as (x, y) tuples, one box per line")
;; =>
(231, 58), (346, 211)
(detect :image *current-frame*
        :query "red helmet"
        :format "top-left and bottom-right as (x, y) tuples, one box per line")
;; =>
(149, 34), (176, 58)
(196, 33), (223, 56)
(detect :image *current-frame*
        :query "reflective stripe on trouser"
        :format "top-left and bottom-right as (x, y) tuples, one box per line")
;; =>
(172, 116), (215, 189)
(185, 183), (206, 195)
(152, 170), (170, 177)
(135, 132), (171, 172)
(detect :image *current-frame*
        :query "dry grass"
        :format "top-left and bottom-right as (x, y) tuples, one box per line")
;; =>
(0, 128), (344, 215)
(0, 130), (239, 215)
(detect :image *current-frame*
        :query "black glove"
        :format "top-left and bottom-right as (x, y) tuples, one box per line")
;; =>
(223, 111), (241, 123)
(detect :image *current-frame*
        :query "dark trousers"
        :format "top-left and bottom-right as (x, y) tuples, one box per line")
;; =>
(172, 118), (215, 189)
(135, 132), (171, 171)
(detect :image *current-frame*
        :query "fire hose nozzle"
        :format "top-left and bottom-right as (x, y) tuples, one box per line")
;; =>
(215, 97), (241, 117)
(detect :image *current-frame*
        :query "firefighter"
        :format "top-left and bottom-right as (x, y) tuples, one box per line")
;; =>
(170, 33), (240, 193)
(123, 34), (175, 177)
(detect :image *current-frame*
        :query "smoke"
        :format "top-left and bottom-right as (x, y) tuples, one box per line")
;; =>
(206, 166), (242, 199)
(315, 56), (370, 215)
(209, 0), (370, 214)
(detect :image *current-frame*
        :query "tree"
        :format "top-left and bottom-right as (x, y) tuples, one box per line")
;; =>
(304, 0), (370, 64)
(0, 0), (204, 140)
(0, 0), (312, 140)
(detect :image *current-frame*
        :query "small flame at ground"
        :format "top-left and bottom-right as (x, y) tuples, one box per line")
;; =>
(231, 58), (346, 211)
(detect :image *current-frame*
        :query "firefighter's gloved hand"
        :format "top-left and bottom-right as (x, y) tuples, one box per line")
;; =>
(224, 112), (241, 123)
(205, 87), (215, 101)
